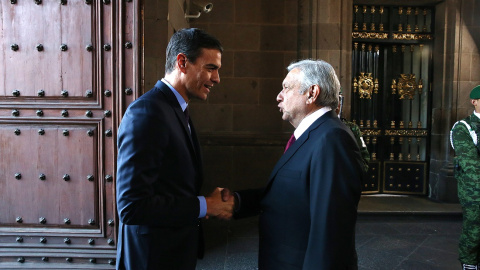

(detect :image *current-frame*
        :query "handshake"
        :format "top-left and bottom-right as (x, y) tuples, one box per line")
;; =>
(205, 187), (236, 220)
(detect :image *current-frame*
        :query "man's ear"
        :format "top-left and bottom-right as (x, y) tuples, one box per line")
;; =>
(176, 53), (188, 73)
(307, 85), (320, 104)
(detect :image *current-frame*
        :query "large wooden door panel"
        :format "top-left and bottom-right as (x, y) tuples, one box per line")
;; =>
(0, 123), (98, 228)
(0, 0), (140, 268)
(1, 1), (94, 100)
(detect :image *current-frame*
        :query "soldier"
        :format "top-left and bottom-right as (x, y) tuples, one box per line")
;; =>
(337, 93), (370, 173)
(450, 85), (480, 270)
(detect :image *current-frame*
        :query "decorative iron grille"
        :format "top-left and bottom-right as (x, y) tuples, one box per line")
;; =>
(351, 5), (434, 194)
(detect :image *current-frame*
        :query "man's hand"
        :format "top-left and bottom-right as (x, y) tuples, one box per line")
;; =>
(205, 187), (234, 220)
(221, 188), (234, 202)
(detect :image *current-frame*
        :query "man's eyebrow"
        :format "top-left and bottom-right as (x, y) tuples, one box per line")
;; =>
(205, 64), (220, 69)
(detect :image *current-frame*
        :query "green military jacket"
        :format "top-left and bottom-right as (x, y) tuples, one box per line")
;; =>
(341, 119), (370, 173)
(451, 113), (480, 204)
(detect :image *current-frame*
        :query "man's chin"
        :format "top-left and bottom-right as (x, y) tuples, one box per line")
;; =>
(190, 94), (208, 101)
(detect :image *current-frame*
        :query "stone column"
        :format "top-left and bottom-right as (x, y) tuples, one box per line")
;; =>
(430, 0), (480, 202)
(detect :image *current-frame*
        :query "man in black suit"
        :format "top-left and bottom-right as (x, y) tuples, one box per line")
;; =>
(116, 28), (234, 270)
(225, 60), (364, 269)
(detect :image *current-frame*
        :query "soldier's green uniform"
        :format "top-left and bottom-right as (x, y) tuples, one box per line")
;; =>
(451, 85), (480, 269)
(342, 118), (370, 173)
(336, 92), (369, 173)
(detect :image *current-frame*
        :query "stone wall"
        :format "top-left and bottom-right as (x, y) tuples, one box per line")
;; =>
(429, 0), (480, 202)
(188, 0), (300, 192)
(141, 0), (480, 201)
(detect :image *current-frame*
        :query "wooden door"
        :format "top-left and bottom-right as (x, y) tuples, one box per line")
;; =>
(0, 0), (139, 268)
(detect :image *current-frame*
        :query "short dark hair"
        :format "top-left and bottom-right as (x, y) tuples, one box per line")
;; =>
(165, 28), (223, 74)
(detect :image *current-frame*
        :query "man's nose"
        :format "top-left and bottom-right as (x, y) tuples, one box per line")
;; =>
(277, 91), (283, 102)
(212, 70), (220, 84)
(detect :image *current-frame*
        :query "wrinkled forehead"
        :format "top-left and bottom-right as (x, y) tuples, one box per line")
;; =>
(283, 68), (302, 86)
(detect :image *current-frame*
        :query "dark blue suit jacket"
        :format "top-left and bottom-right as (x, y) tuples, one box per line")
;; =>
(236, 111), (364, 270)
(116, 80), (204, 270)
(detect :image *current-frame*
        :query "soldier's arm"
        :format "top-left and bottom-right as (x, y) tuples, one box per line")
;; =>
(348, 122), (370, 172)
(359, 142), (370, 163)
(452, 124), (480, 176)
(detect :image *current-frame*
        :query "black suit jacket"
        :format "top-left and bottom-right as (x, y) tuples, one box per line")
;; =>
(236, 111), (364, 270)
(116, 80), (204, 270)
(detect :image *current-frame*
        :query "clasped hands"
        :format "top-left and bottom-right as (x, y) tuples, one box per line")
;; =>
(205, 187), (235, 220)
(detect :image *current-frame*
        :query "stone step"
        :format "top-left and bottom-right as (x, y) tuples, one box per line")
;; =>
(358, 194), (462, 220)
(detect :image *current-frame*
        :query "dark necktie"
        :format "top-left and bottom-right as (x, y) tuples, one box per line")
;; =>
(184, 107), (192, 134)
(184, 107), (190, 125)
(284, 134), (296, 153)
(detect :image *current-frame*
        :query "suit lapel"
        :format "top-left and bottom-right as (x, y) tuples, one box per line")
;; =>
(156, 81), (200, 161)
(190, 120), (204, 189)
(267, 111), (334, 185)
(268, 131), (308, 182)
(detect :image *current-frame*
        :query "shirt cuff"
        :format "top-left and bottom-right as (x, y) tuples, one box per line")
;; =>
(197, 196), (207, 218)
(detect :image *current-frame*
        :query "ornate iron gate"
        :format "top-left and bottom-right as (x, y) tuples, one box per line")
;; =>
(0, 0), (139, 268)
(351, 5), (433, 195)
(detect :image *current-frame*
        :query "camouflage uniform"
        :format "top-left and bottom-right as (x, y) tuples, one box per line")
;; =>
(451, 113), (480, 266)
(342, 118), (370, 173)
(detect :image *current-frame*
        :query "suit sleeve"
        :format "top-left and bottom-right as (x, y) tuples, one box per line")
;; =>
(303, 127), (363, 269)
(234, 188), (264, 219)
(116, 99), (200, 227)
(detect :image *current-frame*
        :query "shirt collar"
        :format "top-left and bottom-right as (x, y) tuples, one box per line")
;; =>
(294, 107), (332, 139)
(161, 78), (188, 112)
(474, 111), (480, 120)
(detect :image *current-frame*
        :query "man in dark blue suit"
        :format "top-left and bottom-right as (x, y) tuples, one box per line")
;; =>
(225, 60), (364, 269)
(116, 28), (234, 270)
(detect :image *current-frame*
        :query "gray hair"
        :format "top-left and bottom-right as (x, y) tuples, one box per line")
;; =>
(287, 59), (340, 110)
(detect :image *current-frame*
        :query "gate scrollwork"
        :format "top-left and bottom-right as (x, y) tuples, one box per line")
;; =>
(396, 74), (417, 100)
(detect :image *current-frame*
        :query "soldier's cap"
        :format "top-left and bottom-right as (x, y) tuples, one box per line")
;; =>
(470, 85), (480, 99)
